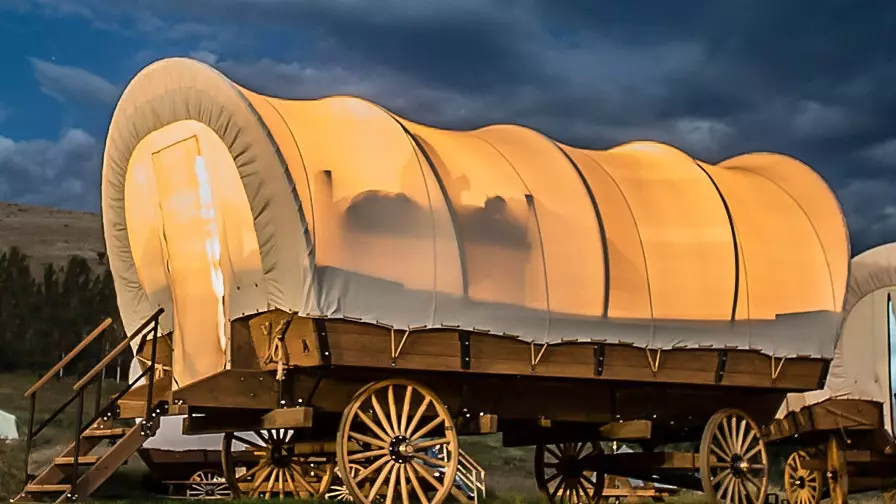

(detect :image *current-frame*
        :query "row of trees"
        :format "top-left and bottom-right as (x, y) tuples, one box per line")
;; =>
(0, 246), (124, 375)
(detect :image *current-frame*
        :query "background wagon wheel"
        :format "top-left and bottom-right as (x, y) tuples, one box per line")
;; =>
(221, 429), (335, 499)
(327, 463), (383, 502)
(185, 469), (231, 500)
(534, 441), (605, 504)
(826, 436), (849, 504)
(336, 379), (460, 504)
(784, 450), (822, 504)
(883, 488), (896, 504)
(699, 408), (768, 504)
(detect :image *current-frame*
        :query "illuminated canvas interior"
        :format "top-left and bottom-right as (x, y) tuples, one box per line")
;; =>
(102, 58), (850, 388)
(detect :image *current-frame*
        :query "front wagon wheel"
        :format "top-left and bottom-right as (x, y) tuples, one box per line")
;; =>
(336, 379), (460, 504)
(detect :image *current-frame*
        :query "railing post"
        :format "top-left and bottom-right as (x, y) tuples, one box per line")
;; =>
(23, 393), (36, 483)
(70, 388), (85, 501)
(93, 329), (106, 419)
(142, 317), (160, 431)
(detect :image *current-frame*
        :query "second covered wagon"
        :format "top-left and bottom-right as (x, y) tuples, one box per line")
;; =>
(17, 56), (851, 504)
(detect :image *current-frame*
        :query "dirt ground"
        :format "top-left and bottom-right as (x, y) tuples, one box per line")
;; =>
(0, 202), (105, 273)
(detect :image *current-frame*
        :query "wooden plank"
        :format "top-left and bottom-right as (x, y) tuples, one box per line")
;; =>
(181, 406), (313, 435)
(315, 318), (827, 390)
(171, 369), (279, 409)
(600, 420), (652, 441)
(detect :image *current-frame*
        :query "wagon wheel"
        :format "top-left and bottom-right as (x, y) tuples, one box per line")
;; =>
(221, 429), (335, 499)
(783, 450), (821, 504)
(326, 463), (384, 502)
(336, 379), (460, 504)
(185, 469), (231, 500)
(534, 441), (605, 504)
(699, 409), (768, 504)
(826, 436), (849, 504)
(883, 488), (896, 504)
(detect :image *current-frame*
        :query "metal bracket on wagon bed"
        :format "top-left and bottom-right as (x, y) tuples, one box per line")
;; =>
(390, 327), (412, 367)
(530, 342), (549, 373)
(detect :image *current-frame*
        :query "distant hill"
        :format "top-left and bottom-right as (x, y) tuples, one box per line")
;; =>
(0, 202), (106, 274)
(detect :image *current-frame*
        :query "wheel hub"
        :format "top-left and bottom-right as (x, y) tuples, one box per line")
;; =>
(557, 457), (585, 478)
(730, 454), (749, 477)
(795, 475), (807, 489)
(389, 435), (414, 463)
(269, 443), (294, 468)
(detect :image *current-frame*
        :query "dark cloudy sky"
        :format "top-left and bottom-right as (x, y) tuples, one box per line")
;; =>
(0, 0), (894, 252)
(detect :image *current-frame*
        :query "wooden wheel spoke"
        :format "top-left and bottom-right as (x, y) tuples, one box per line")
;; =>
(549, 479), (564, 499)
(546, 471), (562, 484)
(713, 429), (733, 456)
(232, 434), (264, 450)
(251, 465), (274, 492)
(263, 467), (279, 497)
(399, 464), (410, 504)
(741, 430), (757, 455)
(411, 459), (445, 491)
(236, 461), (268, 482)
(291, 466), (318, 495)
(349, 448), (390, 462)
(721, 419), (736, 454)
(712, 469), (732, 486)
(410, 416), (444, 442)
(735, 417), (747, 454)
(413, 437), (450, 451)
(371, 393), (396, 438)
(283, 468), (299, 496)
(277, 467), (285, 499)
(545, 445), (563, 461)
(711, 443), (731, 461)
(406, 396), (432, 436)
(743, 444), (763, 461)
(358, 409), (394, 442)
(742, 473), (763, 493)
(384, 463), (399, 504)
(387, 385), (400, 438)
(357, 455), (392, 482)
(399, 386), (413, 435)
(350, 430), (389, 448)
(368, 460), (396, 501)
(413, 453), (449, 468)
(406, 464), (430, 504)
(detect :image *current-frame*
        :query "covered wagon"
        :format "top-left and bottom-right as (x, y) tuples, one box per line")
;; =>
(769, 243), (896, 504)
(17, 57), (849, 504)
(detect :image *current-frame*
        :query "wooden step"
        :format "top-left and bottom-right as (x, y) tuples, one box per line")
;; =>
(23, 484), (70, 493)
(54, 455), (101, 465)
(83, 427), (129, 438)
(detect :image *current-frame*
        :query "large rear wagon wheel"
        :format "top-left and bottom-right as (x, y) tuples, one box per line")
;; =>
(699, 409), (769, 504)
(534, 441), (604, 504)
(221, 429), (335, 499)
(336, 379), (460, 504)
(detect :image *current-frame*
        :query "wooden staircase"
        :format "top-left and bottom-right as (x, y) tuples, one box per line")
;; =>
(14, 308), (166, 503)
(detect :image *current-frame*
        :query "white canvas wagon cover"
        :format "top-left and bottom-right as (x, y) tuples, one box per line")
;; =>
(778, 243), (896, 433)
(103, 57), (850, 387)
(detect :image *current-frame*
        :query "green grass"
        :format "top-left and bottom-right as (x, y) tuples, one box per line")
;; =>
(0, 372), (133, 500)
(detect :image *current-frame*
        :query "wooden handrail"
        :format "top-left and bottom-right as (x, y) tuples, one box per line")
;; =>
(24, 318), (113, 397)
(74, 307), (164, 391)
